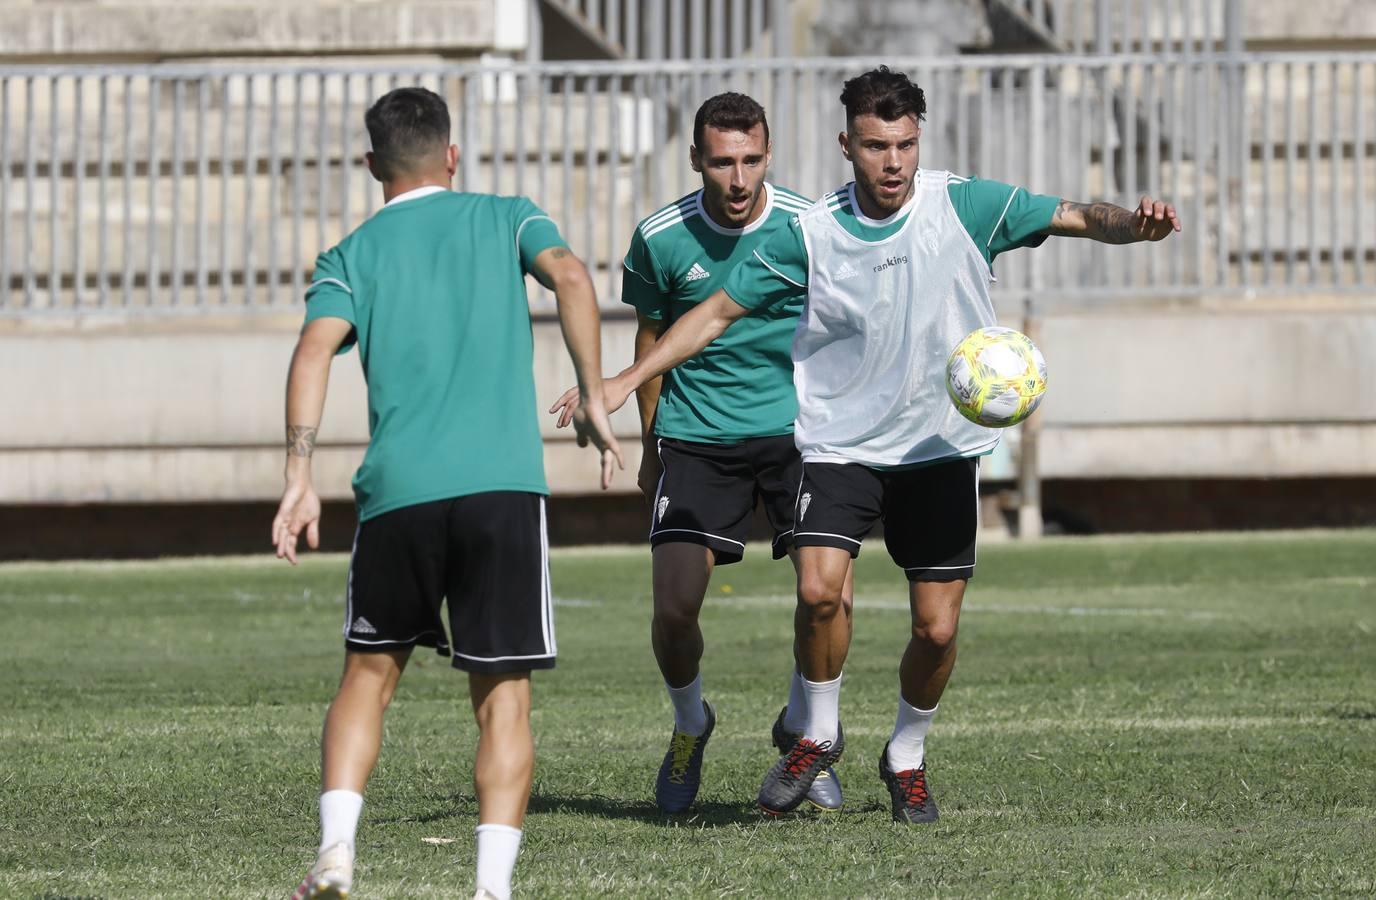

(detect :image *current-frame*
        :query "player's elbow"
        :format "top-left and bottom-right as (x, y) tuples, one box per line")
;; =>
(548, 254), (594, 295)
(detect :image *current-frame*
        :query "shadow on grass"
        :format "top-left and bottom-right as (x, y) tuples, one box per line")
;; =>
(529, 793), (768, 826)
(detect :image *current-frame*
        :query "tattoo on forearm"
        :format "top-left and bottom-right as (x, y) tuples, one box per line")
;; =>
(1054, 200), (1139, 243)
(286, 425), (318, 457)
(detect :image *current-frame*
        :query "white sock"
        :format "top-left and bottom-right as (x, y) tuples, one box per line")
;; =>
(666, 673), (708, 735)
(318, 789), (363, 852)
(474, 823), (522, 900)
(801, 673), (842, 744)
(782, 668), (807, 734)
(887, 696), (938, 771)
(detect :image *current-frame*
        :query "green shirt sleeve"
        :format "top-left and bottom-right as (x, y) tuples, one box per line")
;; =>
(303, 246), (357, 353)
(620, 227), (671, 321)
(512, 198), (568, 275)
(948, 177), (1060, 266)
(723, 215), (809, 311)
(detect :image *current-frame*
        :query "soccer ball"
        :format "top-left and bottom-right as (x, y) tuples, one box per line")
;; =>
(946, 326), (1047, 428)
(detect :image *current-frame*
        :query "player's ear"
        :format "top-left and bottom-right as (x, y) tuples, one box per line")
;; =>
(838, 131), (851, 161)
(446, 144), (459, 177)
(364, 151), (383, 183)
(765, 140), (773, 169)
(689, 144), (702, 173)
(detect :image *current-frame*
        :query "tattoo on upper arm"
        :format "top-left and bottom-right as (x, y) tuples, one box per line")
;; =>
(286, 425), (318, 457)
(1052, 200), (1139, 243)
(550, 248), (570, 259)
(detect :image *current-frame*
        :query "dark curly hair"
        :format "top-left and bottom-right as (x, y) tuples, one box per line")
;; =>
(840, 66), (927, 125)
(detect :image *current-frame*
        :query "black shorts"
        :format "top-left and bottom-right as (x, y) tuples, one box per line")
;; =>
(649, 434), (802, 565)
(344, 491), (555, 674)
(791, 458), (980, 581)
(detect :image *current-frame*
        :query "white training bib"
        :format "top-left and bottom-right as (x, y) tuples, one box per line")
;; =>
(794, 171), (1001, 467)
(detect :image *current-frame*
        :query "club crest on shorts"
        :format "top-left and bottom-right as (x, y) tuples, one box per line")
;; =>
(657, 495), (670, 522)
(799, 492), (812, 520)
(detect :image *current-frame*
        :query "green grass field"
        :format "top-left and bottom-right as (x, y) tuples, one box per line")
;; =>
(3, 530), (1375, 898)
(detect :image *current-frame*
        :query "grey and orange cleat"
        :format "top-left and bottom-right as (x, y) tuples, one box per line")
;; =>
(291, 842), (353, 900)
(654, 700), (716, 813)
(770, 706), (844, 811)
(757, 722), (844, 815)
(878, 741), (940, 824)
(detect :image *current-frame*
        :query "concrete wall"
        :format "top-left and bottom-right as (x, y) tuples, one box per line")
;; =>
(4, 302), (1375, 507)
(0, 0), (510, 59)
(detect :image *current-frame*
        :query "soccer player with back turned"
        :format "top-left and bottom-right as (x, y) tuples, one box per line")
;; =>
(588, 67), (1181, 823)
(273, 87), (621, 899)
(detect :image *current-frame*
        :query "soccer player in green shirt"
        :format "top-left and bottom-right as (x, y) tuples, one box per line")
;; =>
(582, 67), (1180, 823)
(273, 87), (620, 900)
(558, 92), (852, 814)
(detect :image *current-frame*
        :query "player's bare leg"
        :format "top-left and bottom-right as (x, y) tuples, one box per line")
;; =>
(651, 543), (714, 690)
(880, 578), (966, 824)
(770, 552), (855, 811)
(296, 648), (411, 899)
(321, 648), (411, 792)
(469, 671), (533, 900)
(757, 546), (852, 814)
(650, 542), (717, 812)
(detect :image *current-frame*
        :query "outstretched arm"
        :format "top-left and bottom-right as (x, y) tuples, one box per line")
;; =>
(272, 316), (353, 564)
(531, 245), (624, 489)
(551, 287), (752, 426)
(1046, 195), (1182, 243)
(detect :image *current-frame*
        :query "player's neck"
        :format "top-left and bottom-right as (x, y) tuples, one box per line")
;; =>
(854, 183), (913, 222)
(381, 174), (452, 204)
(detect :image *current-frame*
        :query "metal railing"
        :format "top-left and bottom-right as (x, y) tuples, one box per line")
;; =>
(1, 52), (1373, 318)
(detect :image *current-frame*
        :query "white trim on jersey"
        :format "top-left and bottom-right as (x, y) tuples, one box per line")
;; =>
(310, 277), (352, 295)
(751, 248), (806, 287)
(384, 184), (446, 206)
(622, 257), (657, 285)
(644, 208), (698, 239)
(514, 214), (557, 251)
(987, 186), (1022, 249)
(640, 194), (698, 232)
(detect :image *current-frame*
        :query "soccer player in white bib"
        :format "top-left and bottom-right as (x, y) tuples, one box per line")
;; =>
(556, 93), (853, 814)
(586, 67), (1181, 822)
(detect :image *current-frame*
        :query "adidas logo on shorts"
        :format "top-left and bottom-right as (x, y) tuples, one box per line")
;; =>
(685, 262), (711, 282)
(351, 616), (378, 635)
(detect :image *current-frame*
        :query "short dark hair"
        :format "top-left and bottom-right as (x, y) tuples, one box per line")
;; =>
(693, 92), (769, 150)
(840, 66), (927, 126)
(364, 87), (451, 180)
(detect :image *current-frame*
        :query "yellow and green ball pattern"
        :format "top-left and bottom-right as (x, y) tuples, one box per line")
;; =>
(945, 326), (1048, 428)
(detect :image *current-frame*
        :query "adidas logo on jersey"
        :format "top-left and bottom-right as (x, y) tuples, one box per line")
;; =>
(833, 261), (860, 281)
(684, 262), (711, 282)
(351, 616), (378, 635)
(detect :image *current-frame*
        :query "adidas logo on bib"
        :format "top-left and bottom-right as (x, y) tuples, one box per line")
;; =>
(685, 262), (711, 282)
(833, 261), (860, 281)
(351, 616), (378, 635)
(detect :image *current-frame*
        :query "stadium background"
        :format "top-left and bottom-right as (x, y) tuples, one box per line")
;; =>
(2, 0), (1374, 558)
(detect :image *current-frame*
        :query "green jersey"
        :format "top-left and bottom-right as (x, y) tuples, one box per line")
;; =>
(724, 175), (1060, 309)
(304, 187), (566, 521)
(621, 183), (813, 443)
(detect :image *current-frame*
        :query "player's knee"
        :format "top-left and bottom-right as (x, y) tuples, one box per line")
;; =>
(797, 576), (845, 619)
(911, 619), (958, 652)
(652, 598), (700, 638)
